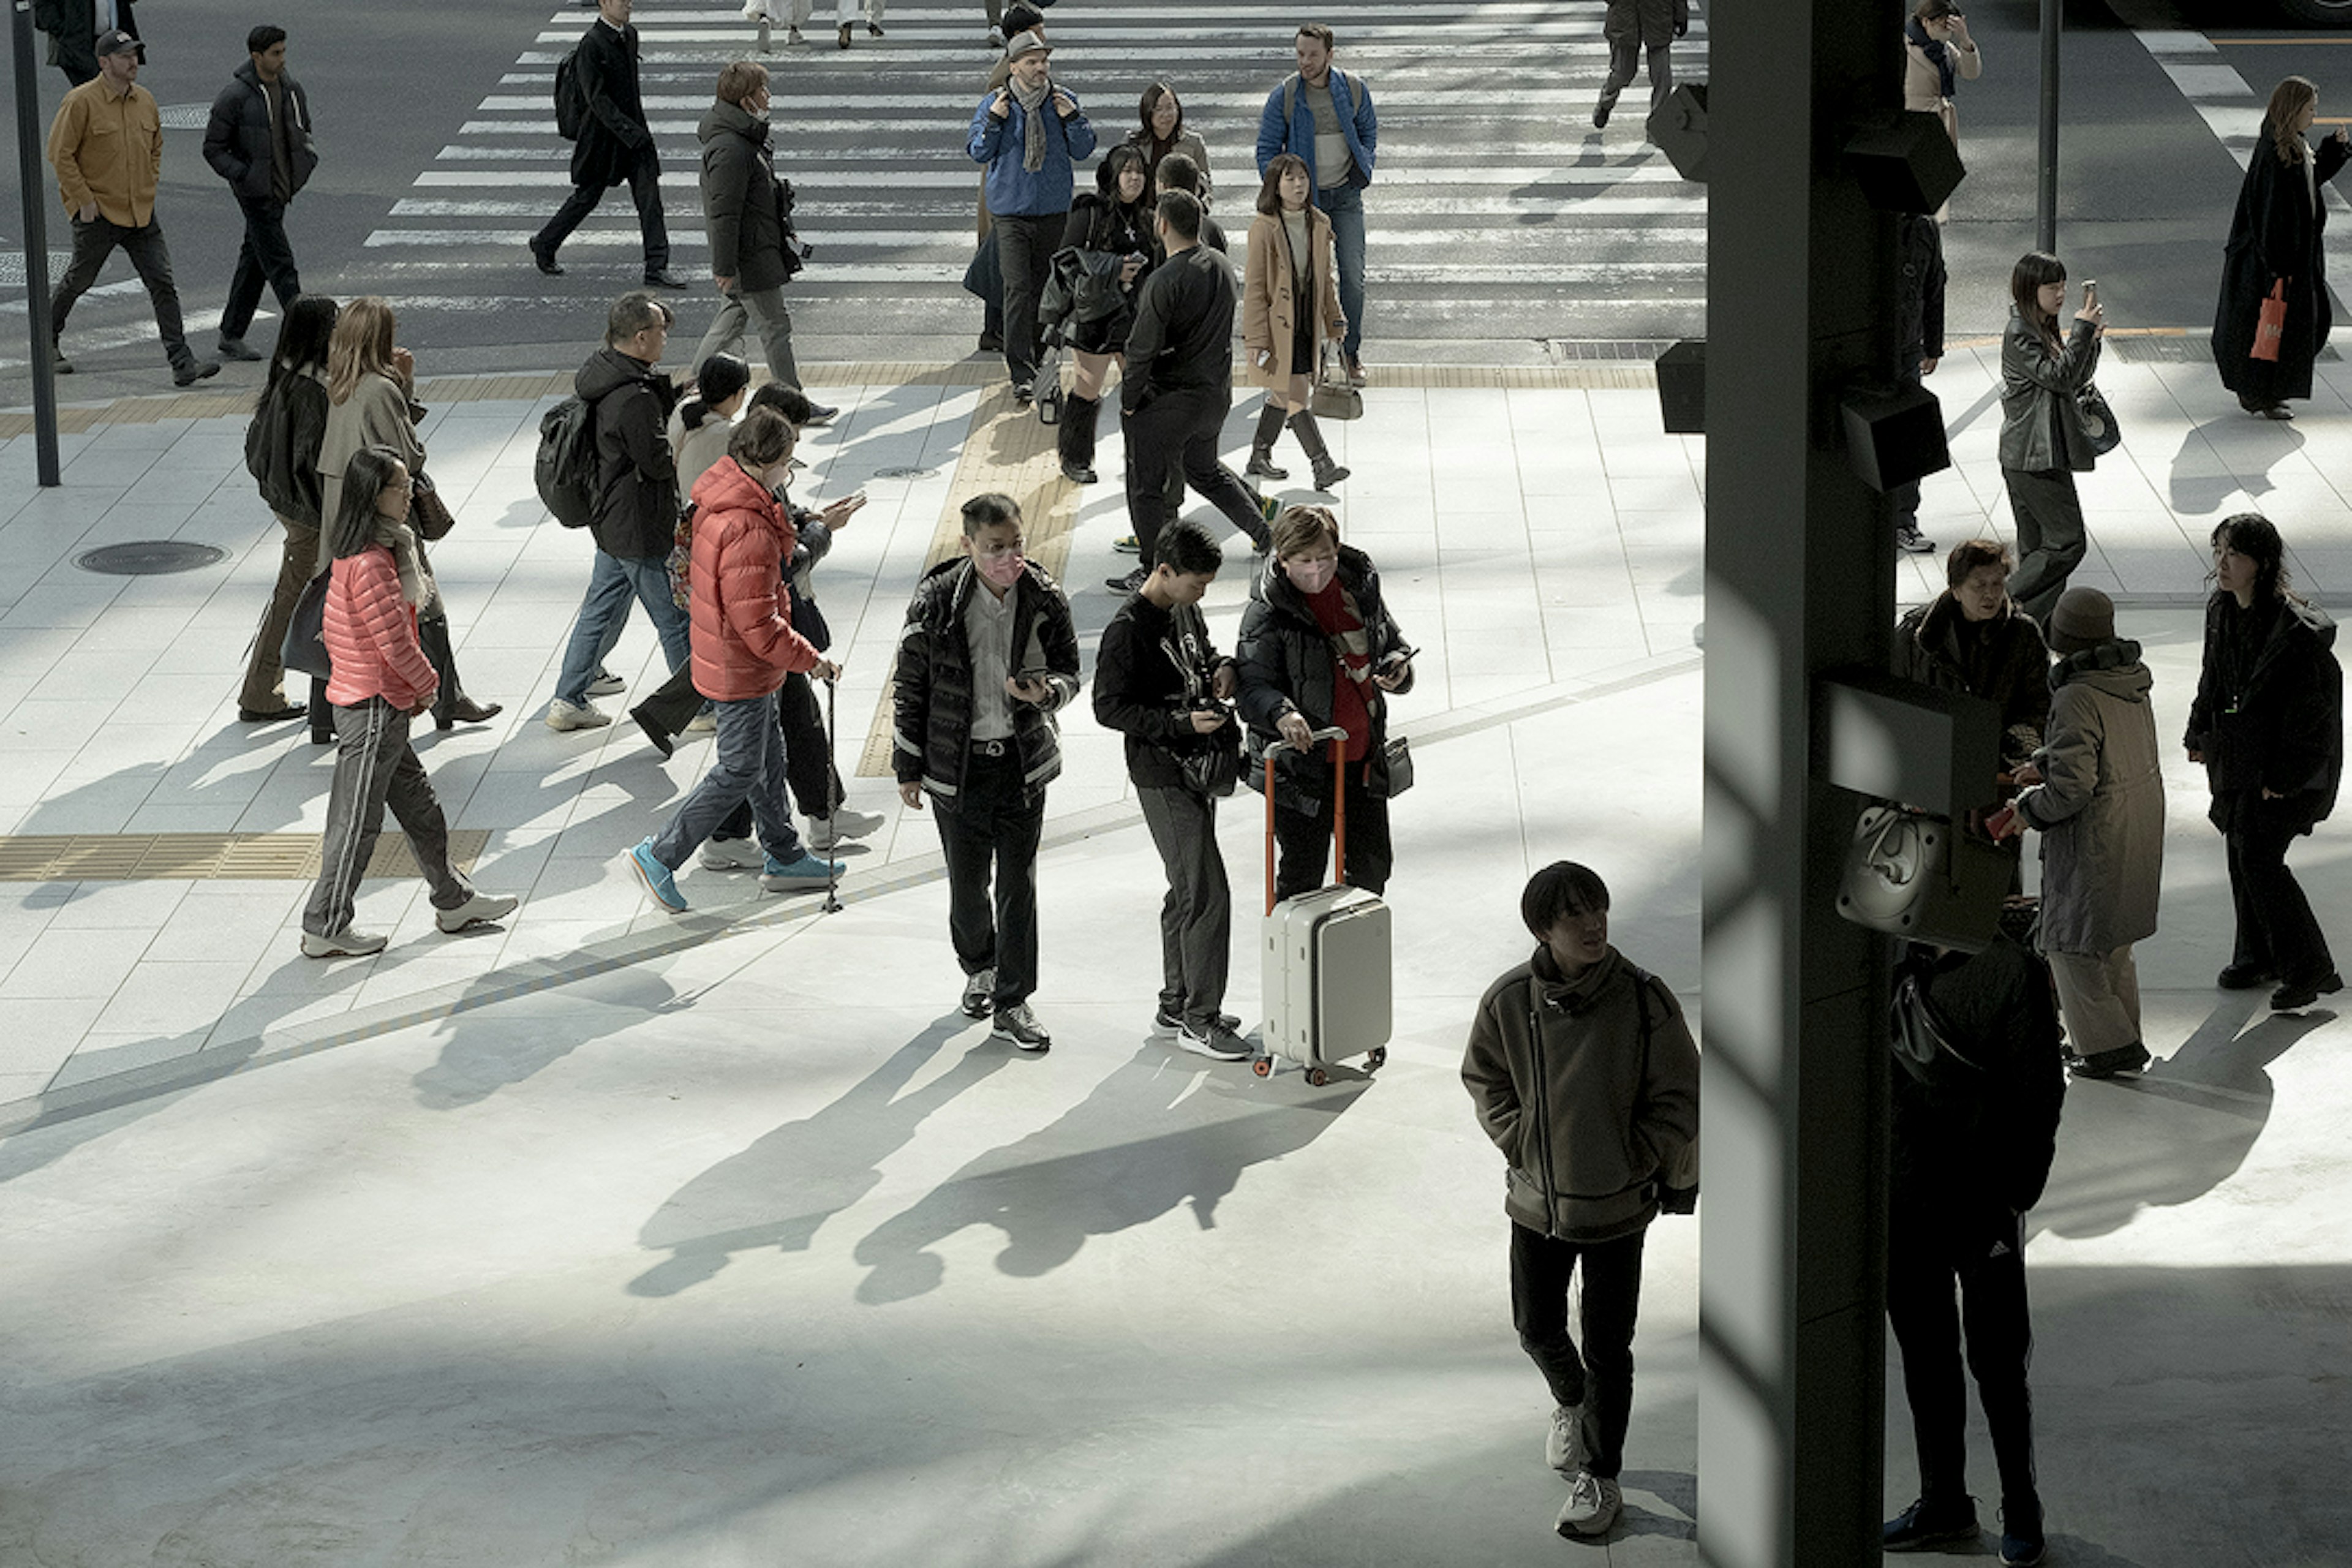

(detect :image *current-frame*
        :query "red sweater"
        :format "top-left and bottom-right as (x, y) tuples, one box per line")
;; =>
(322, 546), (437, 710)
(687, 458), (820, 701)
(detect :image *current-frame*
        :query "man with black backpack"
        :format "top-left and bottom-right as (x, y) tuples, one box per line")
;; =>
(536, 0), (685, 290)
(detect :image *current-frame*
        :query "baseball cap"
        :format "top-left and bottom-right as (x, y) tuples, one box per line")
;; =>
(94, 28), (142, 59)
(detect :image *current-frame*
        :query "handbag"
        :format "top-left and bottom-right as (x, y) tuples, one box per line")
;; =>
(409, 471), (458, 542)
(2074, 382), (2122, 459)
(1178, 716), (1243, 797)
(2252, 278), (2288, 363)
(1309, 342), (1362, 421)
(279, 570), (333, 680)
(1377, 733), (1414, 797)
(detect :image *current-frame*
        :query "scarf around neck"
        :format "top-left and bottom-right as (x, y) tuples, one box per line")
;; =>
(1013, 75), (1053, 173)
(369, 515), (430, 608)
(1907, 17), (1956, 99)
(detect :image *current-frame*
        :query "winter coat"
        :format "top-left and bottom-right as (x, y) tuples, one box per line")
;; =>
(316, 372), (429, 584)
(685, 458), (818, 703)
(1999, 311), (2101, 474)
(698, 98), (794, 295)
(666, 401), (735, 507)
(1461, 946), (1702, 1244)
(322, 544), (436, 712)
(1092, 592), (1235, 791)
(575, 346), (678, 559)
(1234, 546), (1414, 805)
(32, 0), (137, 86)
(2185, 592), (2343, 828)
(202, 59), (317, 205)
(2015, 641), (2165, 954)
(568, 20), (654, 191)
(1891, 937), (2065, 1217)
(1894, 594), (2051, 771)
(1242, 207), (1343, 388)
(247, 366), (330, 529)
(1254, 68), (1378, 205)
(892, 558), (1083, 805)
(2212, 119), (2349, 402)
(1901, 18), (1981, 146)
(1606, 0), (1690, 53)
(966, 85), (1098, 219)
(1896, 211), (1947, 371)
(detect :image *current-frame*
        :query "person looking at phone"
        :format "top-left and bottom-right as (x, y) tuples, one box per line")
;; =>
(894, 493), (1082, 1052)
(1235, 504), (1414, 900)
(1093, 521), (1251, 1061)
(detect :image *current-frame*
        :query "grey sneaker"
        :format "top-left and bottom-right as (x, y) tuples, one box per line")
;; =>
(960, 967), (997, 1019)
(1895, 524), (1937, 555)
(700, 837), (761, 870)
(586, 671), (626, 697)
(435, 891), (519, 933)
(992, 1003), (1052, 1052)
(544, 697), (611, 731)
(1176, 1019), (1252, 1060)
(1555, 1471), (1621, 1539)
(1546, 1403), (1588, 1474)
(1155, 1005), (1241, 1034)
(805, 805), (886, 849)
(302, 927), (388, 959)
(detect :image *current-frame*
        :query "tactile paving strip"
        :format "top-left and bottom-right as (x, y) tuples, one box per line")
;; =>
(0, 831), (490, 883)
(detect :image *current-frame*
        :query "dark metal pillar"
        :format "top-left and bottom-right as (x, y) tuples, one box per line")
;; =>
(1698, 0), (1898, 1563)
(10, 0), (62, 485)
(2038, 0), (2062, 254)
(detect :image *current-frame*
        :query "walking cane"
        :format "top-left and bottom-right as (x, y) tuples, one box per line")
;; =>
(821, 669), (843, 914)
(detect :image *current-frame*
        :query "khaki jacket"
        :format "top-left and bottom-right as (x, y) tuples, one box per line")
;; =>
(48, 77), (162, 227)
(1241, 209), (1342, 388)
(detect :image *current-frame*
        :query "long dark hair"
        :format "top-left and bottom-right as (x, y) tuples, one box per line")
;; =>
(1088, 145), (1151, 247)
(1134, 81), (1182, 152)
(2211, 512), (2297, 603)
(328, 446), (407, 560)
(2010, 251), (2067, 349)
(1258, 153), (1311, 216)
(260, 294), (339, 406)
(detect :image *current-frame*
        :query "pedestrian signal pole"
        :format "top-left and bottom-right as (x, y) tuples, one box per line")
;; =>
(2038, 0), (2061, 254)
(10, 0), (63, 486)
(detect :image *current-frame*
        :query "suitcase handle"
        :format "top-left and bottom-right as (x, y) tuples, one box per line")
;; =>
(1264, 725), (1352, 916)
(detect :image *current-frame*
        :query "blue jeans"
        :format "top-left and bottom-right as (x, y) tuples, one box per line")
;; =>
(556, 551), (690, 706)
(648, 688), (806, 870)
(1315, 182), (1366, 359)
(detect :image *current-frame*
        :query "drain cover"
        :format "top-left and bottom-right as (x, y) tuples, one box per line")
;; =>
(158, 104), (211, 130)
(871, 465), (936, 480)
(75, 541), (228, 576)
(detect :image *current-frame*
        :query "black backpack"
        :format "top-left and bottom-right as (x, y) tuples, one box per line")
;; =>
(536, 396), (600, 528)
(554, 48), (587, 141)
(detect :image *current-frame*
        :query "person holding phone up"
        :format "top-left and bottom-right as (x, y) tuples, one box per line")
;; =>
(1998, 252), (2103, 628)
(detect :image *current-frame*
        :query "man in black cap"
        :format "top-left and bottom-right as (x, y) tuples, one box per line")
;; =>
(46, 28), (219, 385)
(32, 0), (140, 87)
(203, 24), (317, 363)
(533, 0), (687, 290)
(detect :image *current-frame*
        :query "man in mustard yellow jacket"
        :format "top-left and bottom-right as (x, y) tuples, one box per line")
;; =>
(46, 29), (219, 385)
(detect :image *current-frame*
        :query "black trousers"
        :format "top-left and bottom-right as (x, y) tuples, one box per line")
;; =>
(1510, 1222), (1645, 1480)
(1122, 387), (1270, 568)
(221, 192), (301, 342)
(1136, 782), (1231, 1028)
(2003, 467), (2086, 627)
(934, 749), (1045, 1013)
(993, 211), (1062, 386)
(1886, 1189), (2040, 1518)
(535, 143), (670, 271)
(51, 213), (192, 364)
(1271, 761), (1391, 902)
(2222, 790), (2335, 983)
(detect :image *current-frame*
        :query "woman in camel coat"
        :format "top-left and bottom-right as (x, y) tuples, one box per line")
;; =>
(1241, 153), (1349, 492)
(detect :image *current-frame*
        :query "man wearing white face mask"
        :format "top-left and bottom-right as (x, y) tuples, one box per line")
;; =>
(627, 407), (846, 913)
(894, 492), (1083, 1052)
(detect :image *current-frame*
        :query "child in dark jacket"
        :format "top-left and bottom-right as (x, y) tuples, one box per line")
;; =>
(1461, 862), (1700, 1541)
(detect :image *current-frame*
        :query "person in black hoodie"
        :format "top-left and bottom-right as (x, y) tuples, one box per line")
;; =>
(1461, 861), (1700, 1541)
(1092, 521), (1248, 1060)
(1235, 505), (1414, 900)
(1880, 926), (2067, 1567)
(2185, 513), (2345, 1011)
(237, 292), (338, 724)
(546, 292), (688, 731)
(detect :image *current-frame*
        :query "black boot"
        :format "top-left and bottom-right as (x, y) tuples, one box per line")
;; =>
(420, 615), (502, 731)
(1288, 410), (1350, 490)
(1058, 393), (1099, 483)
(1245, 401), (1290, 481)
(309, 673), (335, 745)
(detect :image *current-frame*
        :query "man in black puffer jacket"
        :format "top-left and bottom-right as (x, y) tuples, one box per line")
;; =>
(202, 26), (316, 364)
(687, 61), (820, 403)
(895, 493), (1081, 1053)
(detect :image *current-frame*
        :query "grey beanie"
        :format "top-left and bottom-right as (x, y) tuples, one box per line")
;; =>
(2046, 587), (2116, 655)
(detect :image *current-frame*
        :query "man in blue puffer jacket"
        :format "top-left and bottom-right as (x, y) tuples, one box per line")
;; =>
(967, 31), (1095, 402)
(1256, 23), (1376, 383)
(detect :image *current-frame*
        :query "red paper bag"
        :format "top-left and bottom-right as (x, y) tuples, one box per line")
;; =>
(2252, 279), (2288, 363)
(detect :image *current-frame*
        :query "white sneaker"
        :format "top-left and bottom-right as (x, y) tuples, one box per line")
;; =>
(684, 712), (717, 734)
(545, 697), (611, 732)
(700, 837), (760, 870)
(1175, 1019), (1252, 1060)
(435, 891), (519, 933)
(586, 672), (626, 697)
(1546, 1404), (1588, 1473)
(805, 806), (884, 849)
(1555, 1472), (1621, 1539)
(302, 927), (387, 959)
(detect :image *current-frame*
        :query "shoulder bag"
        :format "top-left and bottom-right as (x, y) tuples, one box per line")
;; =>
(1310, 341), (1362, 421)
(2075, 382), (2122, 459)
(280, 571), (333, 681)
(409, 470), (458, 542)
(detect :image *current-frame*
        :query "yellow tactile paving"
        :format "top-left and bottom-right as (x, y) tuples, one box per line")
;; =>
(0, 831), (490, 883)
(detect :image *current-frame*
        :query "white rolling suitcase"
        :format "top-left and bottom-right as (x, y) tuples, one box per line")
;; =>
(1254, 730), (1392, 1085)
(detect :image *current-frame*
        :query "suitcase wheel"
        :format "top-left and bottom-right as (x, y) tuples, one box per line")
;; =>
(1306, 1067), (1329, 1087)
(1365, 1046), (1387, 1071)
(1251, 1056), (1273, 1078)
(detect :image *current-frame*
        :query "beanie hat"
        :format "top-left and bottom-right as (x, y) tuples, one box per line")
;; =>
(2046, 586), (2115, 655)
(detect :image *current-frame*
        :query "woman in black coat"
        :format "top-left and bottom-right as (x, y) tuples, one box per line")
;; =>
(1053, 146), (1156, 486)
(2212, 76), (2351, 420)
(1235, 505), (1415, 900)
(238, 294), (339, 726)
(2185, 513), (2343, 1011)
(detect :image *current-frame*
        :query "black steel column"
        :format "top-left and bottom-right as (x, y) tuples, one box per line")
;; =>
(10, 0), (62, 485)
(1698, 0), (1898, 1564)
(2038, 0), (2061, 254)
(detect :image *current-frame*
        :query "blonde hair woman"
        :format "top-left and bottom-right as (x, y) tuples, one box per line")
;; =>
(1240, 154), (1349, 491)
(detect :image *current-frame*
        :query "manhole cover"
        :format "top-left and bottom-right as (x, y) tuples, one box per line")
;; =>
(75, 541), (228, 576)
(870, 465), (937, 480)
(159, 104), (211, 130)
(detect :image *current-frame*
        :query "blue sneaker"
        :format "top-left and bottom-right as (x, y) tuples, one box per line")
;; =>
(760, 848), (844, 892)
(628, 838), (688, 912)
(1883, 1496), (1977, 1551)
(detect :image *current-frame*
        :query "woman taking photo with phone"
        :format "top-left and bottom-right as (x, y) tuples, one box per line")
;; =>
(1999, 252), (2104, 628)
(1240, 153), (1349, 491)
(1054, 145), (1156, 486)
(2213, 76), (2350, 421)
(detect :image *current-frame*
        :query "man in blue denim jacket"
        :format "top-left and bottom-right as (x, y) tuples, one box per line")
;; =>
(1255, 23), (1376, 385)
(967, 31), (1095, 401)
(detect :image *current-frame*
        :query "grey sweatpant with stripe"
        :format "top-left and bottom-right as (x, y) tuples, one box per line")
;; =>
(303, 696), (473, 938)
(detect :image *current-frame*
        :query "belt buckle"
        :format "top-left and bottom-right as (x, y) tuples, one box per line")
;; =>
(973, 738), (1008, 758)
